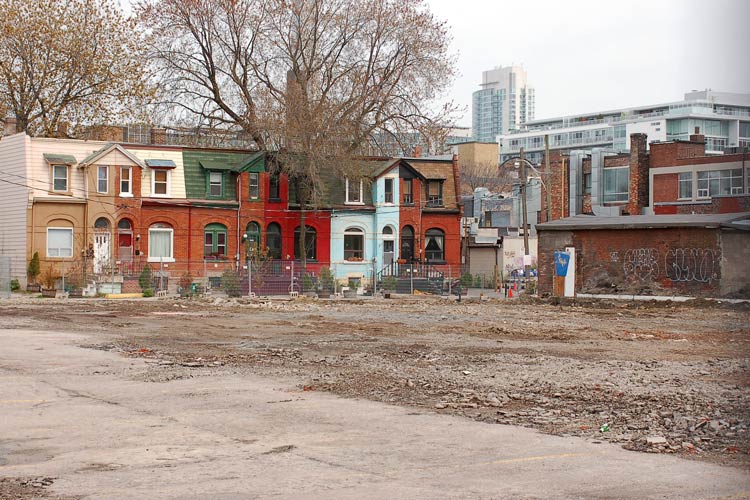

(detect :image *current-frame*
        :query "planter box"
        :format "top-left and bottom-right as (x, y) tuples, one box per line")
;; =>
(27, 283), (41, 293)
(41, 288), (56, 298)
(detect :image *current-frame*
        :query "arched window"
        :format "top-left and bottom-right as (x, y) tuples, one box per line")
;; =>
(204, 223), (228, 258)
(94, 217), (110, 230)
(245, 221), (261, 254)
(294, 225), (317, 260)
(344, 227), (364, 261)
(425, 228), (445, 262)
(148, 223), (173, 261)
(266, 223), (282, 259)
(382, 226), (393, 236)
(400, 225), (414, 262)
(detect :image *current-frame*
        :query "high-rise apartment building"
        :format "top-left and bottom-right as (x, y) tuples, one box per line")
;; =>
(497, 90), (750, 165)
(472, 66), (535, 143)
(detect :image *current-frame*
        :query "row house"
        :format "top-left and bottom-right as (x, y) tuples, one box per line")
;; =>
(0, 130), (462, 292)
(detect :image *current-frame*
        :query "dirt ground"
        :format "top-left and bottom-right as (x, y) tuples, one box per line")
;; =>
(2, 294), (749, 483)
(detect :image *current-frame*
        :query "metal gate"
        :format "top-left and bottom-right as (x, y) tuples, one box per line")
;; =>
(0, 256), (11, 298)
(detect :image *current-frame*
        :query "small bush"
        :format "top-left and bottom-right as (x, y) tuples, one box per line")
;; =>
(10, 278), (20, 292)
(222, 268), (240, 297)
(460, 272), (473, 288)
(382, 276), (397, 291)
(27, 252), (40, 283)
(139, 265), (153, 291)
(142, 288), (155, 298)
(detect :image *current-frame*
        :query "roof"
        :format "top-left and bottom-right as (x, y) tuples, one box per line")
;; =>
(536, 213), (750, 231)
(79, 144), (145, 168)
(233, 151), (265, 173)
(145, 159), (177, 169)
(199, 159), (238, 171)
(43, 153), (77, 165)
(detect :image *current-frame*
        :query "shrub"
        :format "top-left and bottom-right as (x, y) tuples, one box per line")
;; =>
(138, 265), (152, 291)
(10, 278), (20, 292)
(301, 273), (314, 292)
(221, 268), (240, 297)
(178, 272), (193, 290)
(41, 265), (59, 289)
(142, 288), (155, 298)
(318, 267), (334, 292)
(27, 252), (40, 283)
(460, 272), (473, 288)
(382, 276), (397, 291)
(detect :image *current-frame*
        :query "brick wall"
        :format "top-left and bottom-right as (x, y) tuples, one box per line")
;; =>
(628, 134), (649, 215)
(537, 226), (740, 297)
(543, 151), (569, 220)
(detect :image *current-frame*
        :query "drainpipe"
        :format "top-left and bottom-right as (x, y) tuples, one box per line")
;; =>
(236, 173), (242, 269)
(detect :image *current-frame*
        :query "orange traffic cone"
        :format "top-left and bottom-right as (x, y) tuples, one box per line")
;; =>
(508, 288), (514, 298)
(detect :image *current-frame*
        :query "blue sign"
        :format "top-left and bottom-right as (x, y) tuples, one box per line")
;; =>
(554, 252), (570, 277)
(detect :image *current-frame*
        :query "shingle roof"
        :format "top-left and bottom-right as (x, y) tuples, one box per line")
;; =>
(78, 144), (145, 168)
(536, 213), (750, 231)
(43, 153), (77, 165)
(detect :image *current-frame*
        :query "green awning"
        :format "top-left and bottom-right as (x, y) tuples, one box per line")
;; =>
(145, 159), (177, 169)
(43, 153), (77, 165)
(199, 159), (240, 172)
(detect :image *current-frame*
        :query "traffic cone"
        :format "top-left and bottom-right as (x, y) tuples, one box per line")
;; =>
(508, 288), (514, 298)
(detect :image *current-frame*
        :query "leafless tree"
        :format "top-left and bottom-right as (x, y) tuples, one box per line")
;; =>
(459, 160), (516, 195)
(0, 0), (153, 137)
(139, 0), (457, 265)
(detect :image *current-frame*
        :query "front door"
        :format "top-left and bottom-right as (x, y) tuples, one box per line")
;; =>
(94, 232), (110, 274)
(383, 240), (394, 274)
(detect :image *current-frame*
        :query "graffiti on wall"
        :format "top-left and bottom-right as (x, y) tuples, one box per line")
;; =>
(664, 248), (720, 283)
(622, 248), (660, 281)
(620, 247), (720, 284)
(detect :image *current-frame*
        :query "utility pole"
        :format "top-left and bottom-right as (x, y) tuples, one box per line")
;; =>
(544, 135), (552, 222)
(520, 148), (530, 286)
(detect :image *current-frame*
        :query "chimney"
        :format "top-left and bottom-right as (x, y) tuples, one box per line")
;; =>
(628, 133), (649, 216)
(3, 116), (18, 136)
(150, 127), (166, 145)
(689, 126), (705, 144)
(412, 145), (422, 158)
(452, 153), (462, 208)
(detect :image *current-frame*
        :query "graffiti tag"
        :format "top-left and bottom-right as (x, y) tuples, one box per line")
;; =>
(622, 248), (659, 281)
(664, 248), (720, 283)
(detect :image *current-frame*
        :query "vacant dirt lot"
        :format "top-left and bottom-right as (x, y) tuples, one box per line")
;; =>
(2, 295), (749, 475)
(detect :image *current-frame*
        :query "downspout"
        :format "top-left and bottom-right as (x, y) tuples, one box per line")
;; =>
(187, 204), (191, 275)
(237, 173), (242, 268)
(83, 164), (88, 254)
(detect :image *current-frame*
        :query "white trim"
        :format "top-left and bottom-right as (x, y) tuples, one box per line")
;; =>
(97, 165), (109, 193)
(148, 226), (174, 261)
(46, 227), (74, 258)
(345, 178), (364, 205)
(120, 166), (132, 196)
(151, 169), (171, 198)
(51, 164), (69, 192)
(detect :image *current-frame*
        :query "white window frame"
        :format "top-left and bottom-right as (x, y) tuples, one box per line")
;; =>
(47, 227), (73, 258)
(343, 227), (365, 261)
(52, 165), (68, 192)
(147, 226), (175, 262)
(345, 178), (364, 205)
(97, 165), (109, 193)
(151, 169), (171, 197)
(209, 171), (223, 197)
(383, 177), (395, 205)
(603, 166), (629, 203)
(678, 172), (693, 200)
(249, 172), (260, 199)
(697, 169), (743, 198)
(120, 166), (132, 197)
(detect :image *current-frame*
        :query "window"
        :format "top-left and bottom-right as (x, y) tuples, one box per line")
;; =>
(97, 166), (108, 193)
(603, 167), (629, 203)
(678, 172), (693, 199)
(384, 178), (394, 204)
(120, 167), (132, 195)
(266, 223), (282, 259)
(583, 173), (592, 195)
(152, 170), (169, 196)
(204, 223), (228, 258)
(424, 228), (445, 262)
(47, 228), (73, 257)
(52, 165), (68, 192)
(117, 219), (133, 263)
(245, 222), (261, 255)
(294, 225), (317, 260)
(344, 227), (364, 260)
(400, 225), (414, 261)
(268, 173), (280, 200)
(697, 169), (743, 198)
(148, 223), (173, 262)
(402, 179), (413, 204)
(426, 180), (443, 206)
(346, 178), (363, 204)
(209, 172), (223, 197)
(249, 172), (260, 199)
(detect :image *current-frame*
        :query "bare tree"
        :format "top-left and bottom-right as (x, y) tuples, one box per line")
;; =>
(0, 0), (154, 137)
(139, 0), (457, 265)
(459, 160), (516, 195)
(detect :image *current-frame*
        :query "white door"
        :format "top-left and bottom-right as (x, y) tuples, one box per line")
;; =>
(383, 240), (395, 274)
(94, 232), (110, 274)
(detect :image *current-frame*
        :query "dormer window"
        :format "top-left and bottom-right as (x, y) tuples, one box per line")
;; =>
(152, 170), (169, 196)
(402, 179), (413, 204)
(52, 165), (68, 192)
(97, 166), (109, 193)
(384, 178), (394, 204)
(426, 180), (443, 206)
(209, 171), (223, 197)
(346, 178), (363, 204)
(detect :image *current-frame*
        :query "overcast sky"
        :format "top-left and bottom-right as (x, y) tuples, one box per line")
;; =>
(427, 0), (750, 125)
